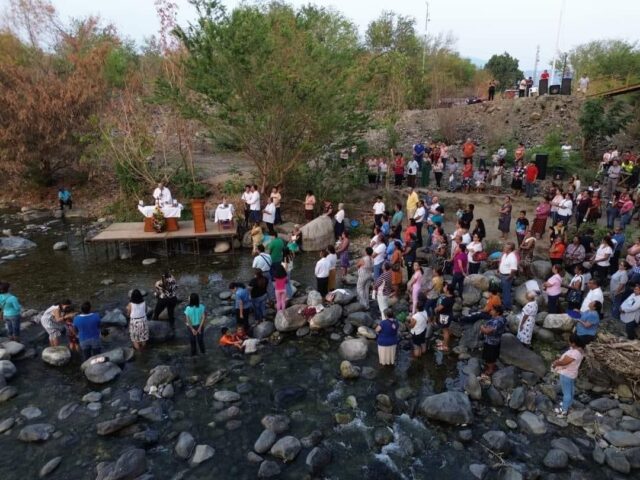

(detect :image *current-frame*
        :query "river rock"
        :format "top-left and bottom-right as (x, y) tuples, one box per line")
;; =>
(101, 309), (128, 327)
(84, 362), (121, 384)
(306, 446), (331, 473)
(52, 241), (68, 251)
(338, 338), (368, 361)
(462, 285), (482, 307)
(0, 417), (15, 433)
(214, 241), (230, 253)
(0, 348), (8, 360)
(274, 306), (307, 332)
(518, 412), (547, 435)
(253, 321), (275, 339)
(331, 290), (356, 305)
(190, 444), (215, 466)
(543, 314), (574, 332)
(83, 391), (102, 403)
(0, 360), (16, 379)
(254, 429), (277, 454)
(175, 431), (196, 459)
(81, 348), (133, 371)
(589, 397), (619, 412)
(492, 366), (518, 391)
(95, 448), (147, 480)
(204, 369), (228, 387)
(469, 463), (488, 479)
(141, 258), (157, 266)
(21, 406), (42, 420)
(531, 260), (552, 279)
(343, 302), (366, 315)
(214, 405), (241, 423)
(551, 438), (583, 461)
(2, 341), (24, 357)
(465, 274), (490, 291)
(270, 435), (301, 462)
(508, 387), (526, 410)
(482, 431), (510, 453)
(309, 304), (342, 329)
(147, 321), (174, 342)
(419, 391), (474, 425)
(96, 414), (137, 436)
(300, 215), (334, 251)
(138, 403), (163, 422)
(145, 365), (177, 391)
(214, 390), (240, 403)
(273, 385), (306, 409)
(605, 447), (630, 474)
(543, 449), (568, 469)
(42, 346), (71, 366)
(499, 333), (546, 377)
(346, 312), (373, 327)
(0, 385), (16, 402)
(604, 430), (640, 448)
(307, 290), (323, 306)
(18, 423), (55, 442)
(465, 374), (482, 400)
(258, 460), (281, 478)
(0, 236), (36, 251)
(626, 447), (640, 468)
(39, 456), (62, 478)
(357, 326), (376, 340)
(515, 280), (544, 307)
(57, 402), (78, 420)
(340, 361), (361, 379)
(261, 414), (290, 434)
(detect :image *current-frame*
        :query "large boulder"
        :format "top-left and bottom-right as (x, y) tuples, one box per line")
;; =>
(518, 411), (547, 435)
(175, 431), (196, 459)
(464, 274), (490, 292)
(309, 305), (342, 329)
(101, 309), (128, 327)
(253, 321), (275, 339)
(306, 291), (323, 307)
(515, 280), (545, 308)
(338, 338), (368, 361)
(331, 290), (356, 306)
(42, 346), (71, 366)
(2, 341), (24, 357)
(346, 312), (373, 327)
(0, 236), (36, 252)
(300, 216), (334, 251)
(531, 260), (552, 280)
(0, 360), (16, 379)
(542, 314), (574, 332)
(419, 391), (474, 425)
(96, 448), (147, 480)
(81, 348), (133, 371)
(499, 333), (547, 378)
(214, 241), (231, 253)
(274, 307), (307, 332)
(84, 362), (121, 384)
(145, 365), (178, 391)
(17, 423), (55, 442)
(462, 285), (482, 307)
(148, 321), (174, 342)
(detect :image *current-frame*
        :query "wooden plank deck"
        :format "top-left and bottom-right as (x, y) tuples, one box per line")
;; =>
(90, 221), (237, 243)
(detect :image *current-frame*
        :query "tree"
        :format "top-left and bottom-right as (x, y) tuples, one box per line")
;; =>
(569, 40), (640, 83)
(579, 98), (632, 160)
(168, 1), (368, 190)
(484, 52), (523, 90)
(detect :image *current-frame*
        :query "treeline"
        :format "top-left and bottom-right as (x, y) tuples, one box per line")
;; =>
(0, 0), (638, 195)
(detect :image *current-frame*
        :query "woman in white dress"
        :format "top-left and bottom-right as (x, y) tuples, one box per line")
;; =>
(517, 291), (538, 346)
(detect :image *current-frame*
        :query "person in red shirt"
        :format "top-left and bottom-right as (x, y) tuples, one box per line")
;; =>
(524, 160), (538, 199)
(462, 138), (476, 162)
(540, 70), (550, 80)
(393, 152), (405, 187)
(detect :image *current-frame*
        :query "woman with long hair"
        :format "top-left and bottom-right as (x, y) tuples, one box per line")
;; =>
(127, 289), (149, 352)
(184, 293), (206, 356)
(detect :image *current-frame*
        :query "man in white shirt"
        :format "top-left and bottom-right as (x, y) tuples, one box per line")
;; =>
(153, 182), (173, 207)
(413, 200), (426, 246)
(372, 238), (386, 280)
(373, 196), (385, 228)
(410, 310), (429, 357)
(241, 185), (252, 228)
(580, 278), (604, 312)
(213, 196), (235, 227)
(578, 74), (589, 95)
(497, 145), (507, 160)
(561, 142), (572, 160)
(249, 184), (261, 224)
(252, 245), (272, 275)
(315, 250), (331, 296)
(406, 158), (419, 188)
(498, 242), (519, 310)
(620, 284), (640, 339)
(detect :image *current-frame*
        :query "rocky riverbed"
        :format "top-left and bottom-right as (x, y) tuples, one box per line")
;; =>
(0, 210), (639, 479)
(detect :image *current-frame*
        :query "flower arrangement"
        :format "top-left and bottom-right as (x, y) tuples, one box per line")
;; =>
(152, 207), (166, 233)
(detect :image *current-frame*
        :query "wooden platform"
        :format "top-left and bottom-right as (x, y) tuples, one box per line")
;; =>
(90, 221), (236, 243)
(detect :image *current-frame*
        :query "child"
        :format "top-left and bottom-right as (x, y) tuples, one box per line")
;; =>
(515, 210), (529, 247)
(552, 334), (585, 417)
(480, 305), (506, 378)
(273, 264), (288, 312)
(219, 327), (242, 355)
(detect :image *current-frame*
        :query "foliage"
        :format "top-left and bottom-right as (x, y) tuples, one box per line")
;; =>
(484, 52), (523, 91)
(436, 108), (458, 144)
(170, 1), (369, 191)
(568, 40), (640, 86)
(221, 178), (246, 197)
(171, 168), (207, 198)
(579, 98), (632, 160)
(103, 197), (140, 222)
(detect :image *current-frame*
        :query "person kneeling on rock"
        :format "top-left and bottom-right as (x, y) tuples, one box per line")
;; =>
(480, 305), (506, 379)
(219, 327), (243, 356)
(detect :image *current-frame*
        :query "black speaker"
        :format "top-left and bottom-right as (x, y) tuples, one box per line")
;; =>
(535, 153), (549, 181)
(549, 84), (561, 95)
(561, 78), (572, 95)
(538, 78), (549, 95)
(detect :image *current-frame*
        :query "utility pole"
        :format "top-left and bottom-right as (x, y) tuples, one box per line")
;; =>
(421, 1), (430, 77)
(551, 0), (566, 85)
(533, 45), (540, 80)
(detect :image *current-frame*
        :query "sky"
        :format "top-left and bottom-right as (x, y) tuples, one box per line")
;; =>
(4, 0), (638, 71)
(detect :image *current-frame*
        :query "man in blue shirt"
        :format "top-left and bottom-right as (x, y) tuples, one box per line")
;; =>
(611, 227), (625, 275)
(58, 187), (72, 211)
(413, 142), (426, 171)
(73, 301), (102, 360)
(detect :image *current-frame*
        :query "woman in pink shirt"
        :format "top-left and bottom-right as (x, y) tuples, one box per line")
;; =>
(273, 265), (288, 312)
(552, 334), (585, 417)
(543, 264), (563, 314)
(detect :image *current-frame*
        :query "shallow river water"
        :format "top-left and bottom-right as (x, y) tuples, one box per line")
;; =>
(0, 213), (615, 479)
